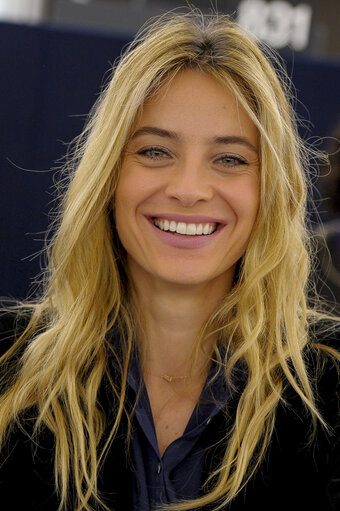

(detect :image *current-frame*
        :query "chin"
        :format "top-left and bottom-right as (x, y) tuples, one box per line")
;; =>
(154, 264), (231, 289)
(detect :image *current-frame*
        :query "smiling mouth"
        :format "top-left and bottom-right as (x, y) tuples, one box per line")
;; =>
(152, 217), (218, 236)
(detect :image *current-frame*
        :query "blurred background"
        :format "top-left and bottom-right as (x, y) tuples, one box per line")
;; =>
(0, 0), (339, 309)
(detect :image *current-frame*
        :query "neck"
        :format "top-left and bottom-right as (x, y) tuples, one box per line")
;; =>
(129, 262), (234, 379)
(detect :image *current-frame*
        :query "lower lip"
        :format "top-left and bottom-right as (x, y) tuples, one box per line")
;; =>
(147, 218), (225, 249)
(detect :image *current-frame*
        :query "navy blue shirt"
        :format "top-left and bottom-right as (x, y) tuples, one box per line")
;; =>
(128, 360), (234, 510)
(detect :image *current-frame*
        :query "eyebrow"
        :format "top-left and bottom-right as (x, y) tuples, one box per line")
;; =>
(130, 126), (258, 152)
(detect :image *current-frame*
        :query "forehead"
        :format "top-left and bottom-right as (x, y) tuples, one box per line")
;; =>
(135, 69), (258, 145)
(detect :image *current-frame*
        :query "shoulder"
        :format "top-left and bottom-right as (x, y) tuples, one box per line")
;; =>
(298, 319), (340, 432)
(273, 319), (340, 440)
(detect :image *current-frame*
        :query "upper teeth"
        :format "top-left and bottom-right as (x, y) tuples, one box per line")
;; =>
(153, 218), (216, 235)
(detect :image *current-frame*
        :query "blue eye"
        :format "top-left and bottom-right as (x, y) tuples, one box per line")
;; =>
(217, 155), (248, 167)
(138, 147), (170, 160)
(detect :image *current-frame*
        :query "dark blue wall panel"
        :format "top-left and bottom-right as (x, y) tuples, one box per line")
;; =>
(0, 22), (129, 299)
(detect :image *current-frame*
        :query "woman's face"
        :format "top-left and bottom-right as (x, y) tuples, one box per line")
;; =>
(115, 69), (260, 289)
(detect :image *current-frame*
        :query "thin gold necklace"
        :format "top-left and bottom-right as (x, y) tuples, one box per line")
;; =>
(160, 374), (189, 383)
(146, 372), (190, 383)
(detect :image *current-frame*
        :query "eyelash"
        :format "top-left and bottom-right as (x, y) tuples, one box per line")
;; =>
(217, 155), (248, 167)
(137, 146), (249, 168)
(137, 147), (170, 160)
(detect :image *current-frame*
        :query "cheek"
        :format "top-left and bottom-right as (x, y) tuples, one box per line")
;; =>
(245, 184), (261, 220)
(115, 169), (139, 217)
(116, 165), (155, 204)
(114, 170), (152, 241)
(222, 177), (260, 222)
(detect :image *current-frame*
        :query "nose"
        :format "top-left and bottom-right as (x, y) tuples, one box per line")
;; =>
(165, 159), (213, 207)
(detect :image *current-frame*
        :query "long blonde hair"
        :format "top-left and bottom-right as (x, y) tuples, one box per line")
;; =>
(0, 10), (338, 511)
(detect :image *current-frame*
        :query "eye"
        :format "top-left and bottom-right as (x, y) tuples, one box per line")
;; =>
(215, 154), (248, 168)
(137, 146), (171, 160)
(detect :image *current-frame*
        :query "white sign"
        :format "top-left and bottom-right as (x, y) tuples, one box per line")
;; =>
(0, 0), (46, 23)
(237, 0), (313, 51)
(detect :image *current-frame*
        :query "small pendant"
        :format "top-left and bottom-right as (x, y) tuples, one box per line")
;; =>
(162, 374), (173, 383)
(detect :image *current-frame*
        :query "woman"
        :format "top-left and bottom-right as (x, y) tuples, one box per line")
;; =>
(0, 10), (339, 511)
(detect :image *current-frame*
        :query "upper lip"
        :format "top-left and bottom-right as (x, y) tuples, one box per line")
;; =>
(146, 213), (226, 224)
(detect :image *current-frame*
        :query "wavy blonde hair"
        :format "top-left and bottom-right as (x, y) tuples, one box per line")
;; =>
(0, 10), (338, 511)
